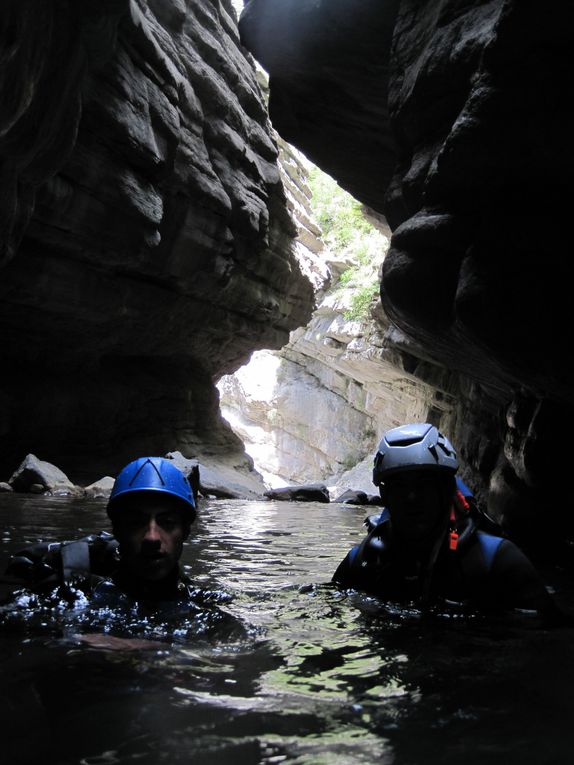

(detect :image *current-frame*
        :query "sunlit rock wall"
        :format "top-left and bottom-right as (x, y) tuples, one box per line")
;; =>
(219, 302), (452, 492)
(0, 0), (315, 482)
(240, 0), (574, 553)
(219, 206), (452, 491)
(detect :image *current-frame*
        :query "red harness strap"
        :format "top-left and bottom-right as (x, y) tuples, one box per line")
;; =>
(455, 489), (470, 512)
(449, 506), (459, 551)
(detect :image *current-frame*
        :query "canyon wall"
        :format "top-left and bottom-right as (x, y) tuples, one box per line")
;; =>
(219, 185), (452, 493)
(240, 0), (574, 553)
(2, 0), (572, 559)
(0, 0), (316, 484)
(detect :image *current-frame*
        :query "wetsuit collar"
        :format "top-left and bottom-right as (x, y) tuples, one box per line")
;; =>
(112, 563), (185, 601)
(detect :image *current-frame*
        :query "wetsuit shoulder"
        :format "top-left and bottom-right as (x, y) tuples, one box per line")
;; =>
(487, 537), (557, 614)
(332, 548), (357, 587)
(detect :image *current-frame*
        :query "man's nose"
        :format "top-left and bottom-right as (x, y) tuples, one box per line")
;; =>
(143, 519), (161, 542)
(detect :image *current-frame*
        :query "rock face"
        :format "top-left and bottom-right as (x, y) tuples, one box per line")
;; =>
(240, 0), (574, 553)
(0, 0), (316, 483)
(219, 265), (452, 492)
(239, 0), (399, 215)
(219, 117), (453, 495)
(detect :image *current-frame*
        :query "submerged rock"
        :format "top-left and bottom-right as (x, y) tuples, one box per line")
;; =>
(333, 489), (383, 506)
(264, 484), (330, 503)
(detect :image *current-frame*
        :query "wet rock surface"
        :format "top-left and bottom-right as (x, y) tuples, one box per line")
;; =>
(264, 483), (330, 503)
(239, 0), (399, 214)
(334, 489), (382, 507)
(0, 0), (314, 483)
(2, 450), (265, 502)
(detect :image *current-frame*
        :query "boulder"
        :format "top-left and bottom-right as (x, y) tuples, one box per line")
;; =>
(264, 483), (330, 503)
(165, 451), (266, 500)
(334, 489), (369, 505)
(84, 476), (115, 499)
(0, 482), (14, 493)
(163, 452), (201, 501)
(8, 454), (82, 496)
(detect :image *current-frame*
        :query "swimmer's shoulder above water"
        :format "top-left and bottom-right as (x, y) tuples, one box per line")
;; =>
(333, 423), (573, 627)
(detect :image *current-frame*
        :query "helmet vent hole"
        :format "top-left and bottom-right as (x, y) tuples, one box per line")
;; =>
(389, 437), (423, 447)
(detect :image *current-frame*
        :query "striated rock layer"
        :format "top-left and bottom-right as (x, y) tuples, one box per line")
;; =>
(240, 0), (574, 554)
(219, 218), (453, 492)
(0, 0), (315, 483)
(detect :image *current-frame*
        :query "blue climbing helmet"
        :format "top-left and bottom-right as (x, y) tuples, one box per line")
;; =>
(107, 457), (196, 518)
(372, 423), (458, 486)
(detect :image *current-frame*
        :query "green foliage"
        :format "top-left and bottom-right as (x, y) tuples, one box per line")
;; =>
(343, 281), (380, 321)
(308, 164), (388, 324)
(338, 269), (354, 287)
(340, 454), (358, 470)
(307, 167), (372, 252)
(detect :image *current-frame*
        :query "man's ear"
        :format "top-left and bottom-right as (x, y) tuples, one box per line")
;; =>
(182, 519), (192, 540)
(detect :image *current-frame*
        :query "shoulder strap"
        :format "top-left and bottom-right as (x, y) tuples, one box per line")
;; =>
(60, 540), (91, 585)
(347, 544), (361, 566)
(476, 531), (504, 572)
(3, 531), (118, 592)
(364, 507), (390, 533)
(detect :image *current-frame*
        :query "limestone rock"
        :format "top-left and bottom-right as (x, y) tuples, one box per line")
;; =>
(239, 0), (399, 212)
(84, 476), (116, 500)
(166, 450), (266, 500)
(333, 490), (382, 507)
(9, 454), (81, 496)
(334, 489), (370, 506)
(264, 484), (330, 503)
(0, 0), (315, 480)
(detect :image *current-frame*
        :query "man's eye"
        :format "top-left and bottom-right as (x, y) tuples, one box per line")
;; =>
(118, 513), (146, 529)
(157, 514), (179, 529)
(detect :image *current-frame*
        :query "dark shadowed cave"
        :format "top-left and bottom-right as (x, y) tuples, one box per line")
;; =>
(1, 0), (573, 559)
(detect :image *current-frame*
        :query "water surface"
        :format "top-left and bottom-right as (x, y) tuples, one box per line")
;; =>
(1, 494), (573, 765)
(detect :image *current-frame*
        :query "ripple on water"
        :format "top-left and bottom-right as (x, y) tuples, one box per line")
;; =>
(1, 495), (574, 765)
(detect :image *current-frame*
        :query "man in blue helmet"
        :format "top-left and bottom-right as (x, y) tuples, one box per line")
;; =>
(2, 456), (198, 606)
(2, 456), (245, 647)
(333, 423), (566, 623)
(97, 456), (197, 602)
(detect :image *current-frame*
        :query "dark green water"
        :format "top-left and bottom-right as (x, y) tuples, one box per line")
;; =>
(1, 494), (573, 765)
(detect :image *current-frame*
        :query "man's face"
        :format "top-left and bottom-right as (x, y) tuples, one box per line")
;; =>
(113, 495), (190, 582)
(384, 472), (449, 545)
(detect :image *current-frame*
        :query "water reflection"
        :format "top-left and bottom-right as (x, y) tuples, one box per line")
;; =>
(1, 495), (574, 764)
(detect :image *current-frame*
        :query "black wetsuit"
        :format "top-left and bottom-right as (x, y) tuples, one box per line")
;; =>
(91, 564), (198, 610)
(333, 510), (558, 618)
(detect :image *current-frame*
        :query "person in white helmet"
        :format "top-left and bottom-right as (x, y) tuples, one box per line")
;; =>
(333, 423), (565, 622)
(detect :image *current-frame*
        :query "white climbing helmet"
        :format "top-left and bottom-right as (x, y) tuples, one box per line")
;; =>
(372, 422), (458, 486)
